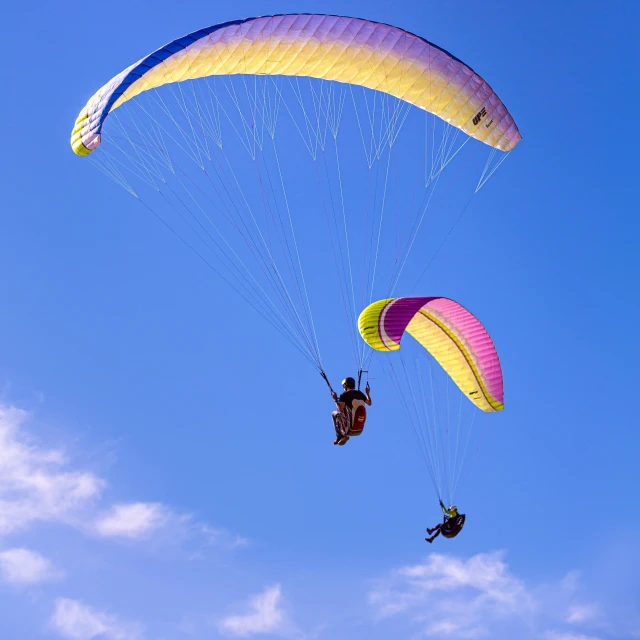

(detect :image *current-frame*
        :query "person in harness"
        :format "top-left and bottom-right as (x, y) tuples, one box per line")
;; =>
(425, 500), (466, 543)
(331, 377), (372, 446)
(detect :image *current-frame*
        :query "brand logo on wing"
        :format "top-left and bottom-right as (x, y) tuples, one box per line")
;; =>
(472, 107), (487, 126)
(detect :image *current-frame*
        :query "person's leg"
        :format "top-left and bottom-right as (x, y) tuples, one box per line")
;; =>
(426, 523), (442, 535)
(425, 528), (441, 543)
(333, 407), (353, 444)
(332, 411), (341, 434)
(332, 410), (351, 444)
(332, 411), (343, 444)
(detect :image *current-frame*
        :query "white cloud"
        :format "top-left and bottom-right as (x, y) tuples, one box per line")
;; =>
(425, 619), (468, 636)
(218, 584), (287, 637)
(0, 405), (104, 536)
(51, 598), (144, 640)
(0, 404), (245, 553)
(367, 551), (640, 640)
(94, 503), (169, 539)
(0, 547), (61, 584)
(566, 603), (600, 624)
(93, 505), (249, 555)
(561, 571), (581, 594)
(369, 551), (535, 637)
(544, 632), (601, 640)
(200, 524), (251, 550)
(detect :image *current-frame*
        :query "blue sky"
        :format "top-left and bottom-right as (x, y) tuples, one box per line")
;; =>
(1, 1), (639, 639)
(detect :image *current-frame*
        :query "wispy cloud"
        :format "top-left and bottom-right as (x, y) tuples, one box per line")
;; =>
(367, 551), (640, 640)
(0, 404), (247, 553)
(51, 598), (144, 640)
(369, 551), (535, 637)
(200, 524), (251, 551)
(218, 584), (288, 637)
(0, 406), (103, 535)
(93, 504), (251, 557)
(94, 502), (170, 539)
(566, 603), (600, 624)
(0, 547), (62, 585)
(544, 632), (602, 640)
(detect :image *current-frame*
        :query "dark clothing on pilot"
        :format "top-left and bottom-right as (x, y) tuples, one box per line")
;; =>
(339, 389), (367, 409)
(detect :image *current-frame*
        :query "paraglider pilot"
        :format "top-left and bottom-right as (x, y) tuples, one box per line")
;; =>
(425, 500), (465, 543)
(331, 377), (371, 445)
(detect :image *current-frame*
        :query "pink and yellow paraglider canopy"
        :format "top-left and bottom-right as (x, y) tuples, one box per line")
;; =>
(358, 297), (504, 412)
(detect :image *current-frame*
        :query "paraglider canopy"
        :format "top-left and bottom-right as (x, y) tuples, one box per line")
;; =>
(69, 16), (518, 397)
(71, 14), (521, 156)
(358, 296), (504, 412)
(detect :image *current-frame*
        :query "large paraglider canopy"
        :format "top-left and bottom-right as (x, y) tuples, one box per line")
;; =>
(71, 14), (521, 157)
(70, 14), (520, 387)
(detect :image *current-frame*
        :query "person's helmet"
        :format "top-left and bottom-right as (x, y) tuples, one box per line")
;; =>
(342, 377), (356, 389)
(450, 505), (458, 511)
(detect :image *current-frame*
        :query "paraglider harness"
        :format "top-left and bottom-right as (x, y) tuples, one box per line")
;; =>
(441, 514), (466, 538)
(438, 500), (466, 539)
(322, 368), (368, 436)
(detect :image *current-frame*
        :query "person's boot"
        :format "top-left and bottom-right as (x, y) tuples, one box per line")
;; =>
(426, 527), (435, 535)
(338, 435), (350, 446)
(333, 437), (341, 445)
(425, 536), (435, 543)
